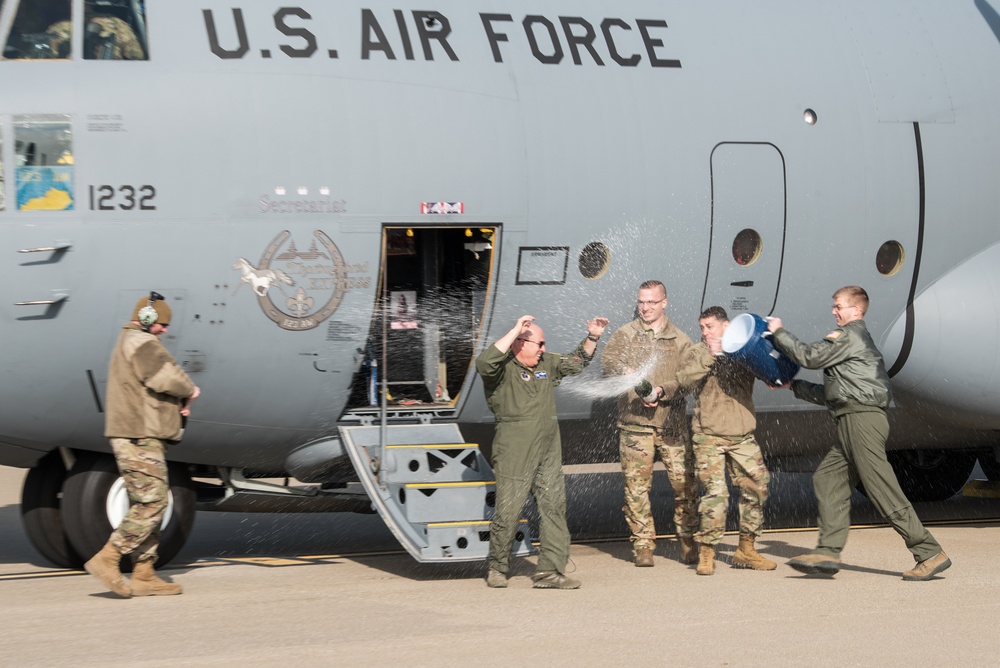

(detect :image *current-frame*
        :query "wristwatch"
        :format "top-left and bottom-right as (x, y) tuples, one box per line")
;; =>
(587, 334), (600, 342)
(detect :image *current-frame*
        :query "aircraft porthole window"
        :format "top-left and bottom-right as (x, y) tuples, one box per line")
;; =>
(578, 242), (610, 280)
(732, 229), (762, 266)
(876, 240), (905, 276)
(804, 109), (818, 125)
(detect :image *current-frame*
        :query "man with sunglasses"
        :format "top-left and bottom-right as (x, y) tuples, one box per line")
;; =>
(601, 280), (697, 567)
(477, 313), (608, 589)
(768, 285), (950, 581)
(85, 293), (200, 598)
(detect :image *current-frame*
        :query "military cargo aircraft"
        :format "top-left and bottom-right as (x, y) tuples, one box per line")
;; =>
(2, 0), (1000, 568)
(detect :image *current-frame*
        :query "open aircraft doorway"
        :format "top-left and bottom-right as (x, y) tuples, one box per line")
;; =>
(346, 225), (499, 418)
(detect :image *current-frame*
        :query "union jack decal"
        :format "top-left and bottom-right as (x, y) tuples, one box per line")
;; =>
(421, 201), (465, 214)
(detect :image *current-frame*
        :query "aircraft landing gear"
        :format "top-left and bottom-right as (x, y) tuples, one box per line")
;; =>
(22, 452), (197, 569)
(20, 451), (83, 569)
(60, 453), (197, 568)
(887, 449), (977, 502)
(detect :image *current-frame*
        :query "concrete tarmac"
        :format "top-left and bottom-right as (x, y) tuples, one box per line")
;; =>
(3, 463), (1000, 666)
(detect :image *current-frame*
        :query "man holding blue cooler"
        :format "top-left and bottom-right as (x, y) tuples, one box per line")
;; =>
(768, 285), (951, 581)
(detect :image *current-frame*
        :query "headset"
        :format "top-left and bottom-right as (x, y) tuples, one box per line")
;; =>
(137, 291), (165, 328)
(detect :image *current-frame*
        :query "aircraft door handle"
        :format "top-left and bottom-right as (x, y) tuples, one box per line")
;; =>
(15, 291), (69, 306)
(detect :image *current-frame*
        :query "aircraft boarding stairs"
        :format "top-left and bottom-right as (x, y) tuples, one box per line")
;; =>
(338, 424), (535, 562)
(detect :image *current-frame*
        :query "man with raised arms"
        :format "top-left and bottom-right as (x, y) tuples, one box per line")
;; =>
(477, 314), (608, 589)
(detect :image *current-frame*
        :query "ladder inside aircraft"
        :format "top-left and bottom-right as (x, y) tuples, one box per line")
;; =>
(339, 423), (534, 563)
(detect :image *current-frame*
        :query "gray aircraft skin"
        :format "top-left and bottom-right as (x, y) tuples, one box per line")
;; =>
(2, 0), (1000, 566)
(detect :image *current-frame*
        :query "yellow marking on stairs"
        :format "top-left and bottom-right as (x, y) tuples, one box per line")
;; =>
(962, 479), (1000, 498)
(385, 444), (479, 449)
(405, 481), (495, 489)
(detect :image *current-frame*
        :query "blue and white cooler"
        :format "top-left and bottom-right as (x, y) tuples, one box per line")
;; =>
(720, 313), (799, 387)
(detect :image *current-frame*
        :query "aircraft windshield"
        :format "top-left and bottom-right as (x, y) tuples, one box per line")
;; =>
(2, 0), (147, 60)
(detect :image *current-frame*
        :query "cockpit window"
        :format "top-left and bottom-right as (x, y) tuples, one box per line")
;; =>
(83, 0), (148, 60)
(3, 0), (71, 59)
(14, 115), (74, 210)
(2, 0), (148, 60)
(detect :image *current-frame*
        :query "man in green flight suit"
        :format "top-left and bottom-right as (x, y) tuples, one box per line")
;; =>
(477, 314), (608, 589)
(768, 285), (951, 581)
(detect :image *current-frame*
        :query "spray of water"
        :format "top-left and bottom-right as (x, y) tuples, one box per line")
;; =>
(561, 357), (659, 400)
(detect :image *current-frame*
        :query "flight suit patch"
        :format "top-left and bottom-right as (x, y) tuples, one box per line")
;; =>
(520, 371), (531, 381)
(535, 371), (548, 379)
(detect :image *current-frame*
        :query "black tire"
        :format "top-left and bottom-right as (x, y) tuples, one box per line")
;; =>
(20, 452), (84, 569)
(60, 453), (197, 568)
(886, 450), (977, 502)
(977, 450), (1000, 482)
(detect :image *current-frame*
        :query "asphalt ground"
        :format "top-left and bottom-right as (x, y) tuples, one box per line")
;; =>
(2, 463), (1000, 666)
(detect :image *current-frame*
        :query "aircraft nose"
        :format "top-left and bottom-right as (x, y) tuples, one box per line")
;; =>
(884, 240), (1000, 428)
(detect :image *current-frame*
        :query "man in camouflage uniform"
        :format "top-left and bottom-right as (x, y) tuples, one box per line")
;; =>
(477, 314), (608, 589)
(677, 306), (776, 575)
(85, 293), (199, 598)
(602, 280), (697, 567)
(769, 285), (950, 580)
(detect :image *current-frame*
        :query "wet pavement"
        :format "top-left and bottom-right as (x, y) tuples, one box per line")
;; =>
(2, 464), (1000, 666)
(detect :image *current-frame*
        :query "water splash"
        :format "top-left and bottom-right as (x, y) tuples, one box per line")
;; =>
(562, 357), (658, 400)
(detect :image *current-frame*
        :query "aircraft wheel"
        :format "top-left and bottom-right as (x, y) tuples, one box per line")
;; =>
(60, 453), (197, 568)
(20, 452), (84, 569)
(886, 449), (977, 502)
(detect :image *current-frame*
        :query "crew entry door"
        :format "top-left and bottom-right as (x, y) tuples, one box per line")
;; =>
(701, 142), (787, 316)
(345, 225), (498, 413)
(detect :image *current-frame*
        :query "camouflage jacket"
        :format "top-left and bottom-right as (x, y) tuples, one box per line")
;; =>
(601, 317), (693, 432)
(677, 341), (756, 437)
(104, 323), (196, 440)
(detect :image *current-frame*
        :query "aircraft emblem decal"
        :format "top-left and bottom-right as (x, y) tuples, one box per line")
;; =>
(235, 229), (348, 331)
(233, 257), (294, 297)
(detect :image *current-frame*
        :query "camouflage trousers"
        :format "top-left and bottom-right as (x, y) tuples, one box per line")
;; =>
(108, 437), (169, 563)
(692, 432), (771, 545)
(619, 427), (698, 551)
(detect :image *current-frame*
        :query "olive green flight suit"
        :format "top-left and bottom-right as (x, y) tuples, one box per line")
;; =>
(773, 319), (941, 562)
(476, 340), (592, 575)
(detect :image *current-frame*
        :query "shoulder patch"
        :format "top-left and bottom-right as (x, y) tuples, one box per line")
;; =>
(825, 330), (842, 340)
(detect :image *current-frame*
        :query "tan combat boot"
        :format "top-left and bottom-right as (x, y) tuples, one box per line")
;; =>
(679, 535), (698, 565)
(732, 534), (777, 571)
(635, 547), (654, 567)
(131, 560), (183, 596)
(696, 544), (715, 575)
(84, 540), (131, 598)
